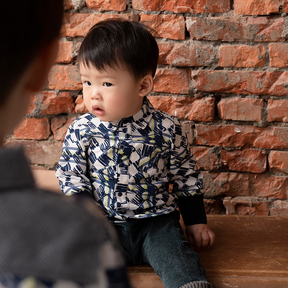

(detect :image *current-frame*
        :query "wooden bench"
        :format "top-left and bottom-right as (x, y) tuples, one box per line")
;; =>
(33, 169), (288, 288)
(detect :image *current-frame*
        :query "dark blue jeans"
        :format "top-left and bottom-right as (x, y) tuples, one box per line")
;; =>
(112, 210), (210, 288)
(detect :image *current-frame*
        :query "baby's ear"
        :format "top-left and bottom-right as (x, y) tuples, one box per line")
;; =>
(139, 74), (154, 97)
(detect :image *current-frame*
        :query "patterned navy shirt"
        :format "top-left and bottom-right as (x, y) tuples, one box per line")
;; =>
(56, 97), (203, 221)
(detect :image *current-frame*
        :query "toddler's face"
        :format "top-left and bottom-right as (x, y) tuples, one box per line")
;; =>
(80, 63), (144, 122)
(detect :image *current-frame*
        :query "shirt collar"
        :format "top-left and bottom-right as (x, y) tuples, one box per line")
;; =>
(91, 96), (154, 132)
(0, 146), (35, 191)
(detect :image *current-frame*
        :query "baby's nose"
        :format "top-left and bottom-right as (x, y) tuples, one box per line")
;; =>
(91, 88), (101, 99)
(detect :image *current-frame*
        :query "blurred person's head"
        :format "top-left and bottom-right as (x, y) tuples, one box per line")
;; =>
(0, 0), (64, 144)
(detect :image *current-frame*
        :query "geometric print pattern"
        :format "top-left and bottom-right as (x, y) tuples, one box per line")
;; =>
(56, 97), (203, 222)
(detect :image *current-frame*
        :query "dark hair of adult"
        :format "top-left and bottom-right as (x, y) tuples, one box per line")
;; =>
(78, 19), (159, 80)
(0, 0), (64, 105)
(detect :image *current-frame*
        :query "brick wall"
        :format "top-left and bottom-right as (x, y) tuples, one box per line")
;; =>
(6, 0), (288, 216)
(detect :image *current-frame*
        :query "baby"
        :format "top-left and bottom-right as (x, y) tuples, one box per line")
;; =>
(56, 19), (215, 288)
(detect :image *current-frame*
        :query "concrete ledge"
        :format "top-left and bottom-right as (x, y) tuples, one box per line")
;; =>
(32, 169), (288, 288)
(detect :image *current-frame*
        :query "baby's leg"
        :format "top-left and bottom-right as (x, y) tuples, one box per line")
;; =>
(142, 211), (212, 288)
(113, 220), (145, 265)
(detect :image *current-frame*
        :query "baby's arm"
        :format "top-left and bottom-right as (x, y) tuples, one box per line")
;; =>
(178, 195), (215, 251)
(185, 224), (215, 252)
(56, 121), (93, 196)
(169, 118), (215, 250)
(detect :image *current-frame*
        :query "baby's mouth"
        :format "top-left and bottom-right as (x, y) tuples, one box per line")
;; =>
(92, 106), (105, 116)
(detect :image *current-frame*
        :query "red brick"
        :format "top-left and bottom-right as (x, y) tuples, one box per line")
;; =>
(140, 14), (185, 40)
(219, 45), (265, 67)
(86, 0), (126, 11)
(56, 41), (73, 64)
(221, 149), (267, 173)
(204, 171), (287, 199)
(6, 140), (63, 166)
(158, 43), (172, 65)
(269, 43), (288, 67)
(14, 118), (50, 140)
(255, 17), (285, 42)
(268, 151), (288, 174)
(51, 116), (77, 141)
(217, 97), (263, 121)
(158, 43), (173, 65)
(181, 122), (193, 145)
(269, 71), (288, 96)
(148, 96), (214, 121)
(70, 0), (86, 10)
(186, 16), (285, 42)
(41, 92), (75, 115)
(284, 0), (288, 13)
(203, 172), (250, 198)
(73, 42), (82, 59)
(164, 43), (216, 67)
(61, 13), (138, 37)
(249, 174), (287, 199)
(184, 97), (215, 121)
(253, 127), (288, 149)
(51, 116), (66, 140)
(196, 124), (262, 147)
(61, 13), (97, 37)
(64, 0), (73, 10)
(223, 196), (269, 215)
(48, 65), (82, 90)
(267, 99), (288, 122)
(75, 95), (89, 114)
(196, 124), (249, 147)
(153, 69), (190, 94)
(192, 146), (218, 171)
(270, 200), (288, 216)
(196, 124), (288, 149)
(132, 0), (230, 13)
(27, 95), (36, 115)
(234, 0), (280, 15)
(192, 70), (284, 96)
(204, 199), (225, 215)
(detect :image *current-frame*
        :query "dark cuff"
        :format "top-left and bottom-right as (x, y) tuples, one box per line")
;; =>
(73, 191), (94, 199)
(177, 194), (207, 226)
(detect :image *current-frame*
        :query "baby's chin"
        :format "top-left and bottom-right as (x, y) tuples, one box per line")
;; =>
(92, 113), (118, 122)
(89, 109), (132, 122)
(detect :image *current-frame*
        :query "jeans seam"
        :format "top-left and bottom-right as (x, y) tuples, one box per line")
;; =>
(172, 224), (193, 283)
(124, 223), (135, 264)
(173, 216), (207, 285)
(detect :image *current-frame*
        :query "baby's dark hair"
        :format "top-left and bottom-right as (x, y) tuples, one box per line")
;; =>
(78, 19), (159, 79)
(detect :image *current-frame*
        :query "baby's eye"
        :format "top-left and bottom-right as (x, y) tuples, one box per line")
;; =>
(84, 81), (91, 86)
(103, 82), (112, 87)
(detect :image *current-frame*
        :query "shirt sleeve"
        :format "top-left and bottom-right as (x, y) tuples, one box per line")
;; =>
(169, 117), (203, 197)
(55, 121), (93, 196)
(169, 118), (207, 225)
(178, 194), (207, 226)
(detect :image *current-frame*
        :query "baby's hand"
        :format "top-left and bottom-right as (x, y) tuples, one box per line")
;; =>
(185, 224), (215, 252)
